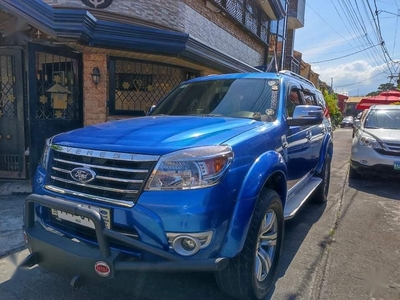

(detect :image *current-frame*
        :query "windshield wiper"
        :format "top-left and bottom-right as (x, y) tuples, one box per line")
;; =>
(205, 114), (223, 117)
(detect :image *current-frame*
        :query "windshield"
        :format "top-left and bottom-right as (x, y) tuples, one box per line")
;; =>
(364, 109), (400, 129)
(151, 78), (280, 121)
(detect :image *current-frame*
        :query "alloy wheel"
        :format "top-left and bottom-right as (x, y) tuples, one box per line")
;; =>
(255, 209), (278, 282)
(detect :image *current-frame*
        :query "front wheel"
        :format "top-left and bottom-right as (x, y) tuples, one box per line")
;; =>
(215, 188), (284, 300)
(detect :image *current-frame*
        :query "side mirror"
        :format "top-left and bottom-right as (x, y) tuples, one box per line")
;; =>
(287, 105), (324, 126)
(353, 119), (361, 128)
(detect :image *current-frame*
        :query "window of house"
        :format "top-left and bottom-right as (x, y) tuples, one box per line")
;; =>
(108, 57), (199, 116)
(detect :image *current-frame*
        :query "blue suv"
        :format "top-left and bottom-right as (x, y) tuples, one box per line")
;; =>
(23, 70), (333, 300)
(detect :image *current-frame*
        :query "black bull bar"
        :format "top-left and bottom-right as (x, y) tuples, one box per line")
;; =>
(22, 194), (228, 287)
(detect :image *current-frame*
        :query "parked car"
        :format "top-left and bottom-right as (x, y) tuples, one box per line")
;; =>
(350, 105), (400, 179)
(22, 71), (333, 300)
(340, 116), (354, 128)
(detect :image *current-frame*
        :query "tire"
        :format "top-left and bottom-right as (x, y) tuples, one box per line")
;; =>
(215, 188), (284, 300)
(349, 165), (361, 179)
(313, 154), (331, 203)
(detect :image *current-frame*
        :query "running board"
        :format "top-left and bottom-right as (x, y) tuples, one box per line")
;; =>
(284, 177), (322, 220)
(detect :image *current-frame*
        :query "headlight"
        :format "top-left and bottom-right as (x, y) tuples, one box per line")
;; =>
(359, 134), (381, 149)
(39, 138), (52, 169)
(146, 145), (233, 190)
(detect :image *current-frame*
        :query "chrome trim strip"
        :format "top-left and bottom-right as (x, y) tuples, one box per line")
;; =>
(52, 145), (160, 162)
(50, 176), (139, 194)
(51, 166), (144, 184)
(52, 166), (70, 174)
(95, 175), (144, 184)
(53, 158), (149, 173)
(44, 185), (134, 207)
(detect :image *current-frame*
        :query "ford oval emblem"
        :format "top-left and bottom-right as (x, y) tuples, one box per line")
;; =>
(70, 167), (96, 183)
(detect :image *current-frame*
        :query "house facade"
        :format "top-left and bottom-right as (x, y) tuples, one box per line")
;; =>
(0, 0), (306, 179)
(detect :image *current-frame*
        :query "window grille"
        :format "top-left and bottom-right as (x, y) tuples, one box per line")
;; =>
(109, 58), (200, 116)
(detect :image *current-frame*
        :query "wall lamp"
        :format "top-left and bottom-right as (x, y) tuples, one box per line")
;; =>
(91, 67), (101, 85)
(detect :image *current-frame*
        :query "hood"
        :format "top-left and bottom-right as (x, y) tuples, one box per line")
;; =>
(363, 128), (400, 142)
(52, 116), (266, 155)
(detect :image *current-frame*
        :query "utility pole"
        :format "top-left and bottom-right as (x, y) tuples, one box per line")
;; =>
(388, 73), (400, 89)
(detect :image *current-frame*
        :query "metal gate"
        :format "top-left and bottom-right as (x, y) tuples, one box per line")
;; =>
(28, 43), (83, 179)
(0, 48), (25, 179)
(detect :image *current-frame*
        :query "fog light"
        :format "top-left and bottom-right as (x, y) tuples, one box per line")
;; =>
(360, 160), (368, 165)
(172, 235), (200, 256)
(181, 238), (196, 251)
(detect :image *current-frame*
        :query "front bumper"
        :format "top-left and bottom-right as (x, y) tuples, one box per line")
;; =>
(350, 160), (400, 177)
(351, 143), (400, 176)
(23, 194), (228, 284)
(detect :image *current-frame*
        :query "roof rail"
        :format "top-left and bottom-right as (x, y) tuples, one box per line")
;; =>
(278, 70), (315, 88)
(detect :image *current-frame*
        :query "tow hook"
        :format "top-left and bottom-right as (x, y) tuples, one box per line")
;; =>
(70, 275), (84, 290)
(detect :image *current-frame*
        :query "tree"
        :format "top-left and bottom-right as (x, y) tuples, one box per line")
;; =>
(367, 82), (397, 96)
(377, 82), (395, 92)
(323, 91), (342, 126)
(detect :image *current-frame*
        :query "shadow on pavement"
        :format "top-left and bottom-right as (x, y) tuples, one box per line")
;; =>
(266, 199), (327, 299)
(348, 175), (400, 201)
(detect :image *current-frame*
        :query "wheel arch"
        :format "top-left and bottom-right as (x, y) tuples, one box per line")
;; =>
(316, 133), (333, 174)
(220, 151), (287, 257)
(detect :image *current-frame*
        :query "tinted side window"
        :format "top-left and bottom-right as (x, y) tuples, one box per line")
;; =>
(286, 88), (302, 117)
(303, 92), (316, 105)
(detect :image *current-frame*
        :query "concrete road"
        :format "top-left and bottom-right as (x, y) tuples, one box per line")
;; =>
(0, 128), (399, 300)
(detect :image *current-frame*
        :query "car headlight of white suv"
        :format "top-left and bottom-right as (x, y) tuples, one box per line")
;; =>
(359, 133), (382, 149)
(146, 145), (234, 190)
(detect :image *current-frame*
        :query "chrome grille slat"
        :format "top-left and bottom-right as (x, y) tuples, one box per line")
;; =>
(51, 166), (144, 184)
(51, 176), (139, 194)
(45, 185), (134, 207)
(384, 143), (400, 152)
(95, 175), (143, 184)
(46, 146), (158, 206)
(53, 158), (149, 173)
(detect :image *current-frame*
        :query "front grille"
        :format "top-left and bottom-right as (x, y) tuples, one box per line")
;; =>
(45, 146), (159, 207)
(376, 142), (400, 157)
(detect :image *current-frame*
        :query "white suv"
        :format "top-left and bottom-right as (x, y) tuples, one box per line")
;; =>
(350, 105), (400, 179)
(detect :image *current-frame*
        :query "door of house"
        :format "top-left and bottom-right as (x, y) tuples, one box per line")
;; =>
(0, 48), (25, 179)
(28, 43), (83, 178)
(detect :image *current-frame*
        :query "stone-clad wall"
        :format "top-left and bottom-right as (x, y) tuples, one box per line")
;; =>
(42, 0), (265, 66)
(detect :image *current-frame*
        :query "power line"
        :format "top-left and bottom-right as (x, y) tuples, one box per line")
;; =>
(309, 44), (380, 64)
(335, 71), (387, 88)
(306, 2), (351, 43)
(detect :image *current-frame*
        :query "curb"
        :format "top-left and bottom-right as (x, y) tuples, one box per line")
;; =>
(0, 244), (27, 260)
(0, 181), (32, 196)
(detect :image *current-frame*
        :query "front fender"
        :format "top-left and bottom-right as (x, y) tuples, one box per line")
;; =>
(220, 151), (287, 257)
(316, 132), (333, 174)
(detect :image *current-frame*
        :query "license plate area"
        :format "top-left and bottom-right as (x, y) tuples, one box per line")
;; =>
(394, 161), (400, 171)
(51, 205), (111, 229)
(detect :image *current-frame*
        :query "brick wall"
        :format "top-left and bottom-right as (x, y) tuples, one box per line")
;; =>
(82, 53), (107, 126)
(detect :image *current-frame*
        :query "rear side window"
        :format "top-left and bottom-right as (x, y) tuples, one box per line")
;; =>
(302, 92), (317, 105)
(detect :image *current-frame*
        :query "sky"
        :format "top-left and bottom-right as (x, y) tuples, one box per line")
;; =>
(294, 0), (400, 96)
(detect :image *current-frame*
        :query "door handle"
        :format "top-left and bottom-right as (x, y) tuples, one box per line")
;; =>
(306, 131), (312, 140)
